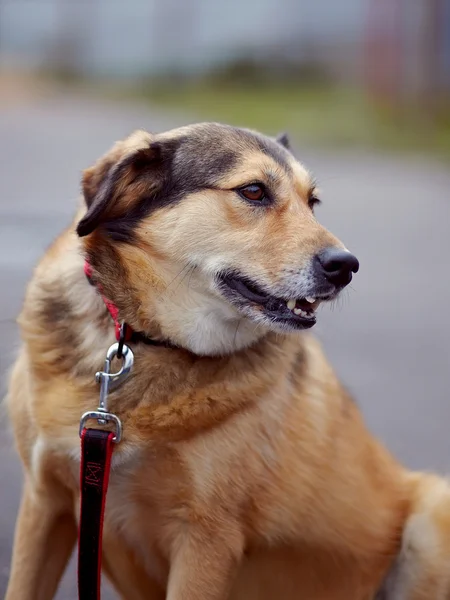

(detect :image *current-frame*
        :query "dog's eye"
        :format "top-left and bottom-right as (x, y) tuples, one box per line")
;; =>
(238, 184), (266, 202)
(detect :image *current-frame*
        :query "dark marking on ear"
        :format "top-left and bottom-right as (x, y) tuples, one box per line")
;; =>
(100, 185), (176, 243)
(77, 146), (160, 237)
(276, 132), (291, 150)
(82, 158), (115, 208)
(100, 210), (147, 243)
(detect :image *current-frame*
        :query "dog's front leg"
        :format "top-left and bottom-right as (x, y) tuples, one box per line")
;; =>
(378, 474), (450, 599)
(6, 479), (77, 600)
(167, 526), (244, 600)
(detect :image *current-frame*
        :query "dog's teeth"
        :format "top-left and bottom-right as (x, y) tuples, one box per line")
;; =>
(294, 307), (311, 318)
(305, 296), (316, 304)
(287, 299), (296, 310)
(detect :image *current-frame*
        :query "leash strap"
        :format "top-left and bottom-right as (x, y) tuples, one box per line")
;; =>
(78, 428), (115, 600)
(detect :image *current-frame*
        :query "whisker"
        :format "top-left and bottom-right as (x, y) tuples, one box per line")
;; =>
(154, 264), (193, 302)
(233, 320), (241, 347)
(164, 264), (193, 293)
(175, 265), (196, 293)
(186, 266), (197, 293)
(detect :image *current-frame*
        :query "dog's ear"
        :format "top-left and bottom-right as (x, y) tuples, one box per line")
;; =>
(276, 132), (291, 150)
(77, 131), (168, 237)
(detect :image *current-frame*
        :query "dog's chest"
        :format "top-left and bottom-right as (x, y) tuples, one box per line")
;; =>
(104, 443), (191, 548)
(104, 479), (166, 586)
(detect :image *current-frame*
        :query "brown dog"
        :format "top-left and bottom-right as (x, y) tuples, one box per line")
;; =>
(5, 124), (450, 599)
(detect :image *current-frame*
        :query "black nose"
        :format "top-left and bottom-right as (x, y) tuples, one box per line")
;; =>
(315, 247), (359, 287)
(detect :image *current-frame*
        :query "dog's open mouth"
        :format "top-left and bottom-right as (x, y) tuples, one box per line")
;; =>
(219, 273), (324, 330)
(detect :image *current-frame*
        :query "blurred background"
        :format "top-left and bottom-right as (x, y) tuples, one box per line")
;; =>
(0, 0), (449, 598)
(1, 0), (450, 151)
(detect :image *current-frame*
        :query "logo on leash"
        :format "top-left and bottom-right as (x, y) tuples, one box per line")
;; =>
(85, 461), (102, 487)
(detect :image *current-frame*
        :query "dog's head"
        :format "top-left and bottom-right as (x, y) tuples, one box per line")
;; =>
(77, 124), (358, 355)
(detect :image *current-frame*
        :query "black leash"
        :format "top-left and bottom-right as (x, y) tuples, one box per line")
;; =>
(78, 429), (114, 600)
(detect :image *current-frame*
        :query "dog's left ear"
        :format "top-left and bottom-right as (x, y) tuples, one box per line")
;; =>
(77, 131), (170, 237)
(276, 132), (291, 150)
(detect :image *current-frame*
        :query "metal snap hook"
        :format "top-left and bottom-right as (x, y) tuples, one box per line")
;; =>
(79, 342), (134, 443)
(96, 342), (134, 409)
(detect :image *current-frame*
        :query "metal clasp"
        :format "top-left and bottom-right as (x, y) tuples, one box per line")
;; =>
(79, 342), (134, 443)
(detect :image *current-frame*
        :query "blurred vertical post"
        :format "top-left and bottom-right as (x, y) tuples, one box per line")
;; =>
(421, 0), (443, 123)
(365, 0), (447, 127)
(364, 0), (403, 113)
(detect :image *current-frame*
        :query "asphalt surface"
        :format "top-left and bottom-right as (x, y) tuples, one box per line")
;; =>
(1, 89), (450, 599)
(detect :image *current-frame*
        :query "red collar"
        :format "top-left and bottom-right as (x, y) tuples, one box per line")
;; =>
(84, 261), (176, 350)
(84, 261), (128, 342)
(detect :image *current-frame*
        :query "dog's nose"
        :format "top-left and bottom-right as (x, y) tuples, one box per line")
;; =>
(315, 248), (359, 287)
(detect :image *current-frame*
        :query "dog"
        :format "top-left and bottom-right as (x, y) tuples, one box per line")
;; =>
(5, 123), (450, 600)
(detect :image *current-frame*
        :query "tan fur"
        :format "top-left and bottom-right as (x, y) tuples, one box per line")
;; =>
(5, 125), (450, 600)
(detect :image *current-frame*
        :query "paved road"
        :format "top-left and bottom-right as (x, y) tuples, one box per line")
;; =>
(1, 88), (450, 598)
